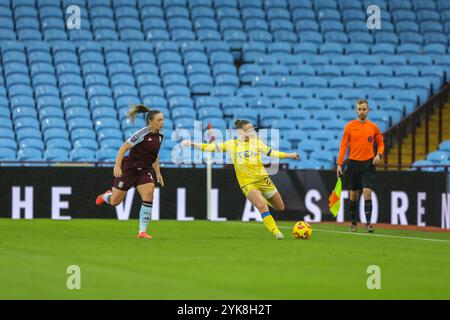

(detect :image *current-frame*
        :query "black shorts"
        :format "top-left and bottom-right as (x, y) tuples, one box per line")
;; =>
(345, 159), (376, 191)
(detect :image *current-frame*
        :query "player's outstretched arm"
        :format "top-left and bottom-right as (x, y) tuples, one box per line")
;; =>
(181, 140), (218, 152)
(284, 152), (300, 160)
(268, 150), (300, 160)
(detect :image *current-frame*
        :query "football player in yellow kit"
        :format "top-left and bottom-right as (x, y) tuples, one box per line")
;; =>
(182, 119), (300, 239)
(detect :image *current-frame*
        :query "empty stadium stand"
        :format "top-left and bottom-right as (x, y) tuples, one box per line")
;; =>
(0, 0), (449, 169)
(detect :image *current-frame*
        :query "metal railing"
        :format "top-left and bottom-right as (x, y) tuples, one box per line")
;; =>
(383, 84), (450, 170)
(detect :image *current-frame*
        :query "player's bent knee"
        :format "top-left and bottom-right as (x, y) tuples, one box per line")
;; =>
(256, 202), (268, 213)
(109, 196), (123, 206)
(109, 200), (120, 206)
(141, 195), (153, 202)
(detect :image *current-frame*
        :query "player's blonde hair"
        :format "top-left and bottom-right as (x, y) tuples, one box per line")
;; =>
(356, 99), (369, 107)
(127, 104), (161, 124)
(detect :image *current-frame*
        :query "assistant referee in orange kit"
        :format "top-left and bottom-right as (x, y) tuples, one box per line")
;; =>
(336, 99), (385, 233)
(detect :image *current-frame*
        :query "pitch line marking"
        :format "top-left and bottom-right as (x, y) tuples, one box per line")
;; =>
(234, 223), (450, 243)
(278, 226), (450, 244)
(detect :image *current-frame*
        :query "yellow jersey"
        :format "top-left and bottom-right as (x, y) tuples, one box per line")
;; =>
(201, 138), (286, 188)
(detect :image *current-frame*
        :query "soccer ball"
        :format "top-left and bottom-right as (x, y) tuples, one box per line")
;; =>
(292, 221), (313, 240)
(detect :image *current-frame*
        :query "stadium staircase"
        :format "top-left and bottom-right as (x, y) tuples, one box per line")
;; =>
(386, 101), (450, 169)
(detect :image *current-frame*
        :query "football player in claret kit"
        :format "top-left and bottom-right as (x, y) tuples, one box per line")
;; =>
(183, 119), (300, 239)
(96, 105), (165, 239)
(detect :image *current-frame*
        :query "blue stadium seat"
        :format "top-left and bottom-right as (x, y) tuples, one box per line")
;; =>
(273, 98), (298, 110)
(73, 138), (98, 151)
(337, 109), (356, 122)
(354, 77), (380, 89)
(411, 159), (435, 172)
(369, 65), (393, 77)
(266, 119), (295, 130)
(323, 138), (341, 153)
(293, 43), (318, 56)
(427, 151), (448, 163)
(14, 118), (40, 131)
(140, 96), (167, 110)
(239, 64), (262, 82)
(298, 140), (322, 154)
(70, 148), (96, 161)
(356, 55), (382, 66)
(18, 138), (45, 152)
(265, 64), (289, 81)
(298, 120), (322, 132)
(324, 119), (346, 131)
(232, 108), (258, 122)
(252, 75), (276, 89)
(342, 65), (367, 77)
(96, 148), (117, 161)
(316, 65), (341, 77)
(303, 77), (328, 89)
(314, 109), (338, 122)
(288, 87), (313, 100)
(44, 148), (69, 161)
(214, 74), (239, 89)
(282, 129), (308, 145)
(12, 106), (37, 121)
(17, 148), (43, 161)
(310, 150), (334, 167)
(198, 107), (223, 120)
(287, 109), (311, 121)
(210, 86), (236, 97)
(236, 87), (261, 98)
(248, 97), (272, 110)
(213, 63), (237, 77)
(263, 87), (288, 100)
(70, 128), (97, 142)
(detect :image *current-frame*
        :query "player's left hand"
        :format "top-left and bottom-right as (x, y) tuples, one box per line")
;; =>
(372, 154), (381, 166)
(291, 153), (300, 160)
(157, 174), (165, 187)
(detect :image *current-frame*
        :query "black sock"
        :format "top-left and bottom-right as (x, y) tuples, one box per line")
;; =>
(349, 200), (357, 225)
(365, 199), (372, 226)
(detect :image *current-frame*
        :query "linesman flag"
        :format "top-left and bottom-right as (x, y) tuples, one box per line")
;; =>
(328, 178), (342, 218)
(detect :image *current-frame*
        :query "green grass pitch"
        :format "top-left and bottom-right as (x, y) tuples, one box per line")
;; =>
(1, 219), (450, 299)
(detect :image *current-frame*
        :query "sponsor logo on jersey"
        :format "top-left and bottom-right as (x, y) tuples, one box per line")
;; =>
(237, 150), (258, 159)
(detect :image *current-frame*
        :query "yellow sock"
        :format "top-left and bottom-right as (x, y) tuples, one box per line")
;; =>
(261, 211), (280, 235)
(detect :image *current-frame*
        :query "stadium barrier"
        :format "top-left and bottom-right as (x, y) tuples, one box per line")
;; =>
(1, 167), (449, 229)
(384, 84), (450, 169)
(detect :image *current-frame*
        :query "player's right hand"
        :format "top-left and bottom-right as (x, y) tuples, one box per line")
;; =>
(181, 140), (191, 147)
(336, 165), (344, 178)
(113, 165), (123, 178)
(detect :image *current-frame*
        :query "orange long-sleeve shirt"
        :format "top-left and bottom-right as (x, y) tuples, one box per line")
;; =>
(337, 119), (385, 165)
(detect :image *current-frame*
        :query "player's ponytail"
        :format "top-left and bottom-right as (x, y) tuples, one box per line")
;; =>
(234, 119), (250, 129)
(127, 104), (150, 123)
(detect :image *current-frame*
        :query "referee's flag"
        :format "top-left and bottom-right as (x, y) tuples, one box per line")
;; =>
(329, 178), (342, 218)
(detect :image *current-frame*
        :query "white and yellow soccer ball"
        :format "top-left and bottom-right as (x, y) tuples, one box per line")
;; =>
(292, 221), (313, 240)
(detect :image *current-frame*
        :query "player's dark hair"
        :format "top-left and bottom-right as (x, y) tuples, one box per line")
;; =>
(234, 119), (250, 129)
(127, 104), (162, 124)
